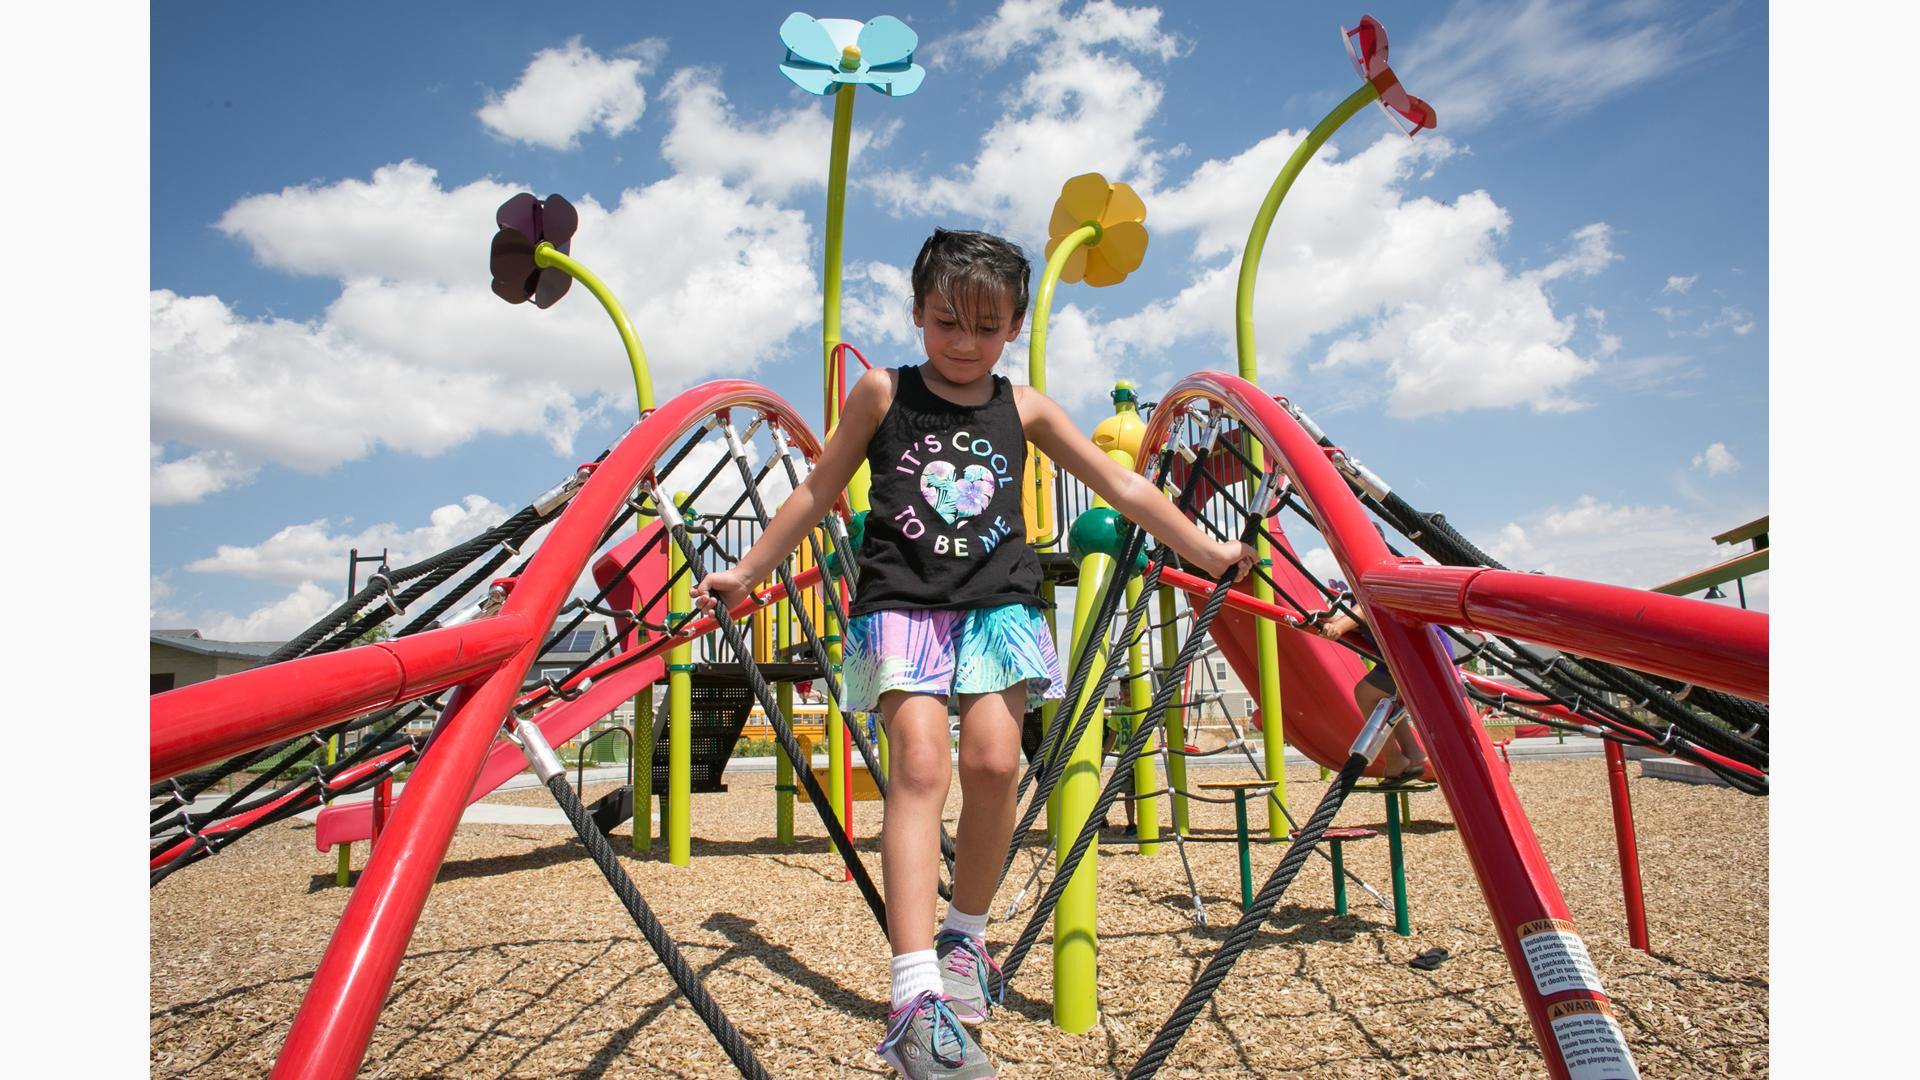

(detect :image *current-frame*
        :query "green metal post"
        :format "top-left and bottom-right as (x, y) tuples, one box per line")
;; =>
(1031, 223), (1099, 382)
(1232, 790), (1253, 910)
(776, 597), (795, 845)
(821, 83), (872, 511)
(1040, 583), (1061, 841)
(1387, 791), (1410, 936)
(668, 494), (693, 867)
(329, 735), (349, 885)
(1156, 588), (1189, 836)
(1232, 82), (1379, 839)
(1029, 226), (1101, 849)
(531, 242), (657, 854)
(1332, 840), (1348, 916)
(532, 244), (654, 413)
(1125, 575), (1158, 854)
(633, 687), (654, 854)
(1055, 541), (1119, 1033)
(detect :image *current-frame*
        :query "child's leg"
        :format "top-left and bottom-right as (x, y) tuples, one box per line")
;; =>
(1354, 676), (1425, 775)
(947, 684), (1026, 917)
(879, 689), (954, 957)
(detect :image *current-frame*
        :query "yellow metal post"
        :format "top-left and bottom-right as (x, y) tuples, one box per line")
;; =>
(1125, 575), (1158, 855)
(776, 596), (795, 845)
(1156, 587), (1190, 836)
(1055, 548), (1115, 1033)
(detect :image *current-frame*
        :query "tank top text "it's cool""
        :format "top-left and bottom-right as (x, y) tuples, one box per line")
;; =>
(848, 366), (1046, 618)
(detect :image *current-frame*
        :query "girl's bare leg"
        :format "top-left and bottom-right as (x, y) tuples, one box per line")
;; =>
(1354, 680), (1427, 775)
(880, 690), (953, 955)
(948, 685), (1026, 917)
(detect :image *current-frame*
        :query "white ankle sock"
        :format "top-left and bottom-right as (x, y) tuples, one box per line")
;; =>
(890, 950), (941, 1012)
(941, 905), (989, 941)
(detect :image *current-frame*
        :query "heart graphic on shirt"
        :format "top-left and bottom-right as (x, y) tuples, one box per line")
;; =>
(920, 461), (996, 525)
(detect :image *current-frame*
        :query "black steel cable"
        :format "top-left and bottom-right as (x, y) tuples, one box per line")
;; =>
(539, 772), (771, 1080)
(997, 539), (1252, 989)
(660, 513), (888, 932)
(1127, 752), (1369, 1079)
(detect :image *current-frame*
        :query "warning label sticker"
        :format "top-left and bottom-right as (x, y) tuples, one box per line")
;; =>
(1547, 999), (1640, 1079)
(1518, 919), (1604, 996)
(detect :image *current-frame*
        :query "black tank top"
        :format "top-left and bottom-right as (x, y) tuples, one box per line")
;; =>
(848, 366), (1046, 617)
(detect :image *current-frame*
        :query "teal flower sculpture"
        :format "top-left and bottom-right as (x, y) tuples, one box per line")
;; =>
(778, 12), (925, 97)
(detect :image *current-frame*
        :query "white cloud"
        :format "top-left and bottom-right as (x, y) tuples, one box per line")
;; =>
(1302, 546), (1344, 589)
(840, 261), (919, 351)
(1692, 442), (1740, 477)
(151, 576), (187, 627)
(151, 444), (259, 505)
(939, 0), (1182, 63)
(162, 162), (820, 488)
(151, 288), (589, 476)
(477, 37), (663, 150)
(992, 302), (1113, 408)
(200, 582), (340, 642)
(217, 160), (523, 284)
(869, 1), (1177, 234)
(1482, 494), (1766, 610)
(1098, 132), (1616, 417)
(1406, 0), (1708, 130)
(1601, 352), (1701, 393)
(186, 495), (514, 585)
(660, 70), (896, 200)
(1663, 273), (1697, 294)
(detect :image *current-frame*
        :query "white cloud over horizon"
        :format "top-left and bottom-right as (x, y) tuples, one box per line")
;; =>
(478, 37), (665, 149)
(1484, 494), (1767, 609)
(1692, 442), (1740, 476)
(157, 160), (821, 499)
(185, 494), (515, 585)
(199, 581), (340, 642)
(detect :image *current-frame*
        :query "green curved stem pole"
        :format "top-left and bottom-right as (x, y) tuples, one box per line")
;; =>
(1026, 222), (1100, 550)
(821, 83), (873, 514)
(1029, 223), (1100, 392)
(1231, 80), (1377, 836)
(534, 242), (654, 413)
(1233, 81), (1377, 378)
(823, 84), (856, 430)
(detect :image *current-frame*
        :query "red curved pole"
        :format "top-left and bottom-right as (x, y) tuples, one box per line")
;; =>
(270, 381), (827, 1080)
(150, 618), (529, 783)
(1141, 371), (1687, 1079)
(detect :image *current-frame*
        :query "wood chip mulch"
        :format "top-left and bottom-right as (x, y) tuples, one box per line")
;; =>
(151, 759), (1767, 1077)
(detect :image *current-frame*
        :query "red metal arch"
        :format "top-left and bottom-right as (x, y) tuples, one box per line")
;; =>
(1137, 371), (1765, 1080)
(152, 380), (828, 1080)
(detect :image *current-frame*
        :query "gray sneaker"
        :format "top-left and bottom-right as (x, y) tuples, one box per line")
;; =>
(876, 991), (996, 1079)
(935, 930), (1001, 1024)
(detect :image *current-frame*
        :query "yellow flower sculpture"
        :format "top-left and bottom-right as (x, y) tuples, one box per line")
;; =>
(1044, 172), (1149, 287)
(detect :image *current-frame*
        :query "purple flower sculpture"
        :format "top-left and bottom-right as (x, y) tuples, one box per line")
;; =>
(490, 192), (579, 308)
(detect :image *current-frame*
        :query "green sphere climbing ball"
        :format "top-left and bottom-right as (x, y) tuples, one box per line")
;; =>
(1068, 507), (1146, 571)
(827, 510), (869, 578)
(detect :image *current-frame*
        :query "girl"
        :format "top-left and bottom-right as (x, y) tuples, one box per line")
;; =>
(694, 229), (1253, 1079)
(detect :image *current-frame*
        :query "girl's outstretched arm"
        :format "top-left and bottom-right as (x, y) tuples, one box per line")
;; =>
(1018, 387), (1254, 582)
(692, 369), (891, 615)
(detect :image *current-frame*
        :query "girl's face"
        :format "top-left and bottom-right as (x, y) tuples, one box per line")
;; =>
(913, 289), (1022, 386)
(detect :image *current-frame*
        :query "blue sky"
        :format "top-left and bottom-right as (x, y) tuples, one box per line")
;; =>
(147, 0), (1772, 638)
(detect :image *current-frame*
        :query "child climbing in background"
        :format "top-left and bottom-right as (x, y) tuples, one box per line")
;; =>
(694, 228), (1253, 1080)
(1315, 606), (1432, 785)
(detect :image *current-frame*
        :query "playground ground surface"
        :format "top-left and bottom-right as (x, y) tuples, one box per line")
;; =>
(150, 757), (1767, 1077)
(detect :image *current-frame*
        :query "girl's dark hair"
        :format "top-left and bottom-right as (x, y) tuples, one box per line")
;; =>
(910, 228), (1031, 328)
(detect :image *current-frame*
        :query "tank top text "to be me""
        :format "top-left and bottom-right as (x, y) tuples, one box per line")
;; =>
(848, 366), (1046, 618)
